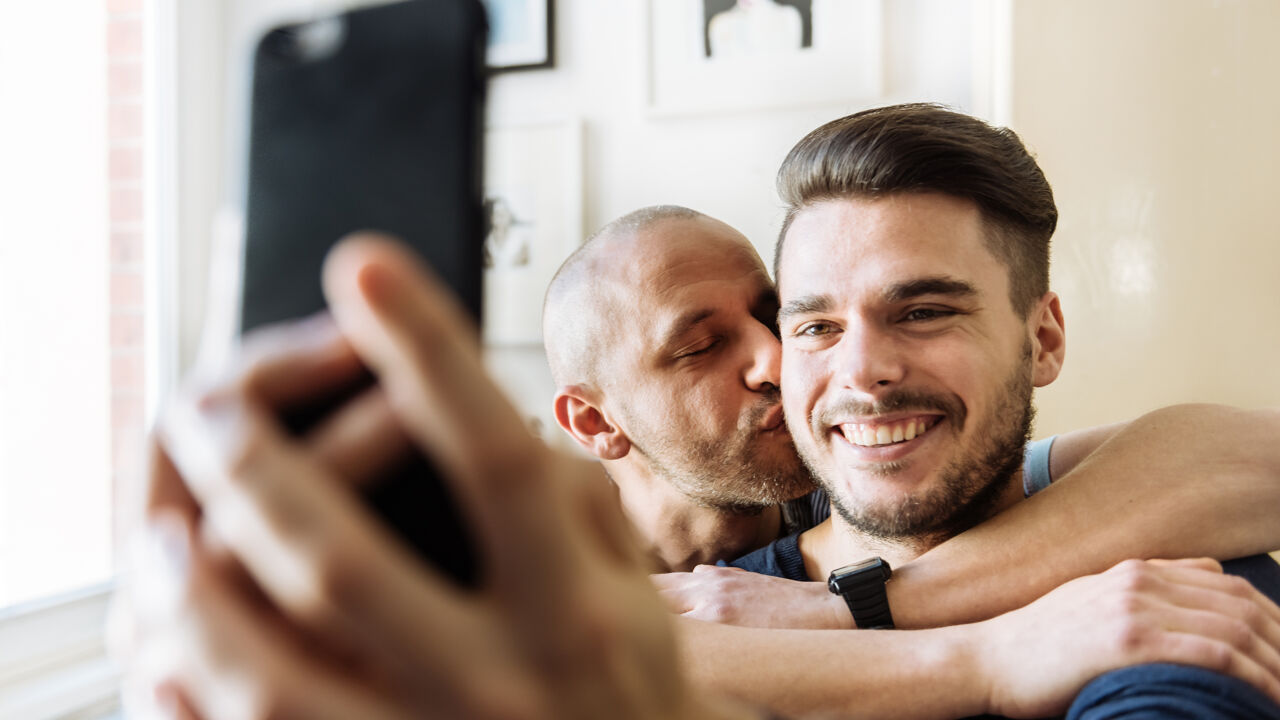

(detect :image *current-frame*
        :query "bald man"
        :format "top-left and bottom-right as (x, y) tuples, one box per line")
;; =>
(544, 206), (815, 571)
(542, 204), (1280, 632)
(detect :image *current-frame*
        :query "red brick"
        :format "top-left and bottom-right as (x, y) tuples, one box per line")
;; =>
(110, 423), (146, 486)
(111, 270), (144, 307)
(111, 350), (145, 391)
(109, 146), (143, 181)
(111, 229), (145, 264)
(109, 101), (143, 140)
(111, 310), (144, 348)
(111, 392), (145, 431)
(107, 17), (143, 57)
(108, 61), (143, 99)
(110, 185), (143, 224)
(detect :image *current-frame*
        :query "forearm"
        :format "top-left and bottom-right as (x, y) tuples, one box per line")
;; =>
(677, 618), (986, 720)
(891, 403), (1280, 628)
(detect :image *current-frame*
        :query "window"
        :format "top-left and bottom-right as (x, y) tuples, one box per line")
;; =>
(0, 0), (147, 614)
(0, 1), (156, 716)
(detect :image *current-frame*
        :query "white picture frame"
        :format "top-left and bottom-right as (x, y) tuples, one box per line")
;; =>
(645, 0), (884, 116)
(482, 118), (583, 346)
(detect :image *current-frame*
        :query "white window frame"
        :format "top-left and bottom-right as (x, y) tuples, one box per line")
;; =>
(0, 0), (219, 715)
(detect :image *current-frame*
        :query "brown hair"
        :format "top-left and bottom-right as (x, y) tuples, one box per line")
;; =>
(775, 103), (1057, 316)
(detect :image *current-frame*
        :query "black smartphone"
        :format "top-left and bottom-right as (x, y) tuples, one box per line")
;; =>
(238, 0), (487, 586)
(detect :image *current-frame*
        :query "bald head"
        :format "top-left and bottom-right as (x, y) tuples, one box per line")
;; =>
(543, 205), (747, 391)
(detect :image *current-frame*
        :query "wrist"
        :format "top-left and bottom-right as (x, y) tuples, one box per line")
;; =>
(823, 590), (856, 630)
(914, 624), (993, 718)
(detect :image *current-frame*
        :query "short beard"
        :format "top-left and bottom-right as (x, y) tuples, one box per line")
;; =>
(627, 395), (816, 515)
(811, 341), (1035, 546)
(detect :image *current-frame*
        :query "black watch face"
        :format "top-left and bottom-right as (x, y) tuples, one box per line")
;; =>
(834, 557), (886, 577)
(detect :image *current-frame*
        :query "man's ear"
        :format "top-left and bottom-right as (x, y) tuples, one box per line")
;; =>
(1029, 291), (1066, 387)
(553, 386), (630, 460)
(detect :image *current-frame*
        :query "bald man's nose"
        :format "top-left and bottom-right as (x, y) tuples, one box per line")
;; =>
(743, 321), (782, 392)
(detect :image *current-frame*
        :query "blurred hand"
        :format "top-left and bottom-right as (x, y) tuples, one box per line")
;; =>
(653, 565), (851, 629)
(111, 233), (756, 720)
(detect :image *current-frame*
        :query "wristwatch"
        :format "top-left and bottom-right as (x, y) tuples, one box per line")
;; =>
(828, 557), (894, 629)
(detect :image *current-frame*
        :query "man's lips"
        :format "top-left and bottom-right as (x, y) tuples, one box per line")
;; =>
(761, 405), (787, 432)
(835, 414), (941, 448)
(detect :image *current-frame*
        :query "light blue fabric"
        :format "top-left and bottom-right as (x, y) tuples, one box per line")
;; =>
(1022, 435), (1056, 497)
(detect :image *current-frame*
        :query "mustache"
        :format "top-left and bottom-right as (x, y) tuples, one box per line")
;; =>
(814, 389), (966, 431)
(743, 386), (782, 431)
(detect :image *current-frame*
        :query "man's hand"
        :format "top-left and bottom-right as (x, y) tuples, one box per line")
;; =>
(978, 558), (1280, 718)
(112, 234), (757, 720)
(653, 565), (852, 629)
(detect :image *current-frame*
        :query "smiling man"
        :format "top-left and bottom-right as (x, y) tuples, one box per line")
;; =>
(729, 102), (1280, 613)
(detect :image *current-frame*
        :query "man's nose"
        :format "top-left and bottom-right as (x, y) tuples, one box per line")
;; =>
(743, 321), (782, 392)
(836, 321), (905, 393)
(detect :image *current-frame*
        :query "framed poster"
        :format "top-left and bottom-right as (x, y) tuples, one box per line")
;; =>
(645, 0), (883, 115)
(482, 0), (555, 71)
(482, 119), (583, 346)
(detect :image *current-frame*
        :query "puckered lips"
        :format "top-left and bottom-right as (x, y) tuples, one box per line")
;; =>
(831, 413), (943, 461)
(760, 405), (787, 433)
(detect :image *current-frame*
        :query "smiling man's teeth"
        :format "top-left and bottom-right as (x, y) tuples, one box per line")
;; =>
(841, 418), (932, 447)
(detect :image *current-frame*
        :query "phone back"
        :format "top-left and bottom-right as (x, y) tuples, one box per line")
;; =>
(240, 0), (488, 586)
(243, 0), (487, 332)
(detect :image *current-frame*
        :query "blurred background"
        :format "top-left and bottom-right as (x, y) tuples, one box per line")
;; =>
(1, 1), (1277, 716)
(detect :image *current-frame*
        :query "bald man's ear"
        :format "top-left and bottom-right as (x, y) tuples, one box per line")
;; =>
(553, 386), (630, 460)
(1029, 292), (1066, 387)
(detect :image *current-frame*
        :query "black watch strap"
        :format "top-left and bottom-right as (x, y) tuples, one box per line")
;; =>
(828, 557), (894, 629)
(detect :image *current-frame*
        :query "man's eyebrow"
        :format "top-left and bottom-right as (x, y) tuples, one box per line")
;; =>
(778, 294), (832, 323)
(656, 307), (715, 349)
(883, 276), (978, 304)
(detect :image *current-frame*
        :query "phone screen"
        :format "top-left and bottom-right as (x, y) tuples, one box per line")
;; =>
(239, 0), (487, 586)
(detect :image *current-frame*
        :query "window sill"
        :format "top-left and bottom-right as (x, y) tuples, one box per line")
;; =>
(0, 582), (121, 719)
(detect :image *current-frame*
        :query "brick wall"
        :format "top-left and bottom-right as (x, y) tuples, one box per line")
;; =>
(107, 0), (145, 540)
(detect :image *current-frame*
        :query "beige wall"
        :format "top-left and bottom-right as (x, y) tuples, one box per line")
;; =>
(1009, 0), (1280, 436)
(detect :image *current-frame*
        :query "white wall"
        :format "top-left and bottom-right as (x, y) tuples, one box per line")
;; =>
(1009, 0), (1280, 436)
(172, 0), (984, 435)
(482, 0), (983, 439)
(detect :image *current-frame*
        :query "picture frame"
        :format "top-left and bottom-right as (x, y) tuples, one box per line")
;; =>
(644, 0), (883, 116)
(482, 0), (555, 72)
(481, 118), (583, 346)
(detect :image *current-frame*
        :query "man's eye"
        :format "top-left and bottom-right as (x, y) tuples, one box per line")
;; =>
(677, 338), (720, 359)
(902, 308), (956, 322)
(795, 322), (836, 337)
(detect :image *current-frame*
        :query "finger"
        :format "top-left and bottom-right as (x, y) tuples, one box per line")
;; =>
(230, 312), (367, 412)
(1148, 562), (1280, 627)
(1149, 599), (1280, 696)
(118, 435), (201, 539)
(130, 512), (414, 720)
(157, 386), (492, 690)
(1147, 557), (1223, 573)
(1157, 632), (1280, 708)
(649, 572), (693, 590)
(304, 385), (416, 487)
(322, 234), (578, 580)
(154, 683), (203, 720)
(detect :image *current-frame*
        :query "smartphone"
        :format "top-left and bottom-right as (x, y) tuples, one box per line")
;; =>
(238, 0), (487, 586)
